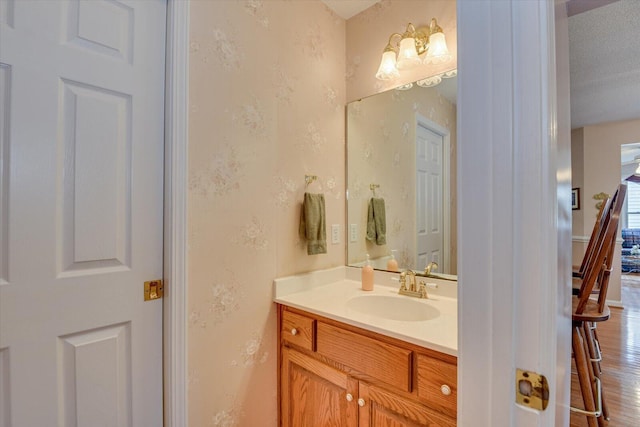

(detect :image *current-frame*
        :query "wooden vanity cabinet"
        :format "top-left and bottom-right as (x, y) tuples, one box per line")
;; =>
(278, 305), (457, 427)
(281, 346), (358, 426)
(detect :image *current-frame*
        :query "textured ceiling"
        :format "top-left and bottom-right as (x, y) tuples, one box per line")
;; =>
(569, 0), (640, 129)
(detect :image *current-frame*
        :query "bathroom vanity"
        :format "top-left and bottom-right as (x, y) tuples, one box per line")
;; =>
(274, 267), (458, 426)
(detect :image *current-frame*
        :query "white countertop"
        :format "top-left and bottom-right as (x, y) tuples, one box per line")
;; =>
(273, 266), (458, 356)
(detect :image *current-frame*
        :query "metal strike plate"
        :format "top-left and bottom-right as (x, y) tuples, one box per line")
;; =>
(144, 280), (164, 301)
(516, 369), (549, 411)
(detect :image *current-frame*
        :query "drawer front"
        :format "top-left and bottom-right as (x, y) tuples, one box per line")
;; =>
(316, 322), (412, 392)
(417, 354), (457, 416)
(281, 310), (315, 351)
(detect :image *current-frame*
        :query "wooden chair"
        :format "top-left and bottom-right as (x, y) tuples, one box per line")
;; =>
(573, 199), (609, 280)
(571, 183), (626, 427)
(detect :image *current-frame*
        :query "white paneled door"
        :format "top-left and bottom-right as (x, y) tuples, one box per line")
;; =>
(0, 1), (166, 425)
(416, 121), (447, 272)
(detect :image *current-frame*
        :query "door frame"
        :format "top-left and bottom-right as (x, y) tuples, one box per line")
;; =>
(164, 1), (189, 425)
(415, 114), (451, 273)
(457, 0), (571, 425)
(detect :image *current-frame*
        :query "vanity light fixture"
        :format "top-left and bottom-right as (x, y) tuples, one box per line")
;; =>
(375, 18), (452, 81)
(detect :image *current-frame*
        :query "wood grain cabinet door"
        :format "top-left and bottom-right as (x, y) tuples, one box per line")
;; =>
(281, 347), (358, 427)
(358, 382), (455, 427)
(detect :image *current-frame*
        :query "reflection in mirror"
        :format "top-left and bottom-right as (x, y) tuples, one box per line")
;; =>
(346, 73), (457, 278)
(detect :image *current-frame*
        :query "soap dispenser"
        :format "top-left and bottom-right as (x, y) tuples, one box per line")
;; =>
(386, 250), (399, 272)
(362, 254), (374, 291)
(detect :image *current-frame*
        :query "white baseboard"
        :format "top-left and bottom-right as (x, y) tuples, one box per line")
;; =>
(573, 235), (624, 244)
(607, 299), (623, 308)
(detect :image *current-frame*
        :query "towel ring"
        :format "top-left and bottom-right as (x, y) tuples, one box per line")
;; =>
(305, 175), (318, 187)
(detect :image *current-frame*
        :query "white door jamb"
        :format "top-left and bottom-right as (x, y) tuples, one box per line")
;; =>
(164, 1), (189, 426)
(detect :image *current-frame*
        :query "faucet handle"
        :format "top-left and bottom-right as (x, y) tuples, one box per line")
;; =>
(399, 271), (407, 291)
(425, 261), (439, 276)
(418, 281), (429, 299)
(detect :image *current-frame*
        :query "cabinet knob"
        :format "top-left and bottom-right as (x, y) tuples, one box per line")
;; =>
(291, 328), (298, 336)
(441, 384), (452, 396)
(357, 398), (366, 407)
(346, 393), (353, 402)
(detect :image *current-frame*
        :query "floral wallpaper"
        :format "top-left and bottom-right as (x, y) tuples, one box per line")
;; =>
(188, 1), (345, 425)
(187, 1), (456, 425)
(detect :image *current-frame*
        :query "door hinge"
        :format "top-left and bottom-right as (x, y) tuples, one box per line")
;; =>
(515, 369), (549, 411)
(144, 280), (164, 301)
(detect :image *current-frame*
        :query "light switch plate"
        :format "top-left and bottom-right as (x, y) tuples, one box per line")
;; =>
(331, 224), (340, 244)
(350, 224), (357, 243)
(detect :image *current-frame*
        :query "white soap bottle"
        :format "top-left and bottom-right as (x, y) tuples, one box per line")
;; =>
(362, 254), (374, 291)
(387, 250), (399, 272)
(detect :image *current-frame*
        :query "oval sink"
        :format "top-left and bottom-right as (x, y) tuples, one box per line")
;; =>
(346, 295), (440, 322)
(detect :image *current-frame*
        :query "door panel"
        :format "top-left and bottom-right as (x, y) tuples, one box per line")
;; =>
(60, 79), (132, 274)
(0, 1), (166, 425)
(64, 0), (134, 63)
(58, 323), (132, 427)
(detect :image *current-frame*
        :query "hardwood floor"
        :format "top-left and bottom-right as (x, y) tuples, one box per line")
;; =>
(570, 275), (640, 427)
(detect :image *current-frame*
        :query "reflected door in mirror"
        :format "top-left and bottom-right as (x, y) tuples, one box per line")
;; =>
(417, 122), (445, 271)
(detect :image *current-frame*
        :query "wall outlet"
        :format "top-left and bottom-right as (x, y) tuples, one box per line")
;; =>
(350, 224), (357, 243)
(331, 224), (340, 244)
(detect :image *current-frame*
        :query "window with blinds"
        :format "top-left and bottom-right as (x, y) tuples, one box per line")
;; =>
(627, 181), (640, 228)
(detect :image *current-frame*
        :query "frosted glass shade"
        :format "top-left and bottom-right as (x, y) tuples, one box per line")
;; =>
(424, 32), (451, 64)
(375, 50), (400, 80)
(396, 37), (421, 70)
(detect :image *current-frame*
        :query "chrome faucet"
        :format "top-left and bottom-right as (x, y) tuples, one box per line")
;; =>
(399, 270), (428, 299)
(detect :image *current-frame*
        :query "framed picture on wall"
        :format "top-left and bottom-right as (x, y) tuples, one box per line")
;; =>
(572, 188), (580, 210)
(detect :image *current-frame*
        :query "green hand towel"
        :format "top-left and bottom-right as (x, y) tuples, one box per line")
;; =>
(366, 197), (386, 245)
(299, 193), (327, 255)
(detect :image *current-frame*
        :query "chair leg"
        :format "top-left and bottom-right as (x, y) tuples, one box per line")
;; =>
(572, 325), (599, 427)
(582, 322), (607, 427)
(584, 322), (609, 423)
(590, 322), (610, 421)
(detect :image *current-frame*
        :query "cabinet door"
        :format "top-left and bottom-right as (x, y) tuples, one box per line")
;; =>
(358, 383), (455, 427)
(281, 347), (358, 427)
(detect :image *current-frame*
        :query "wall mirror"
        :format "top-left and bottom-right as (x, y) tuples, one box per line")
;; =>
(346, 73), (457, 278)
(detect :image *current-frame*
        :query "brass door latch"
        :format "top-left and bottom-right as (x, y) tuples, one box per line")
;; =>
(144, 280), (164, 301)
(516, 369), (549, 411)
